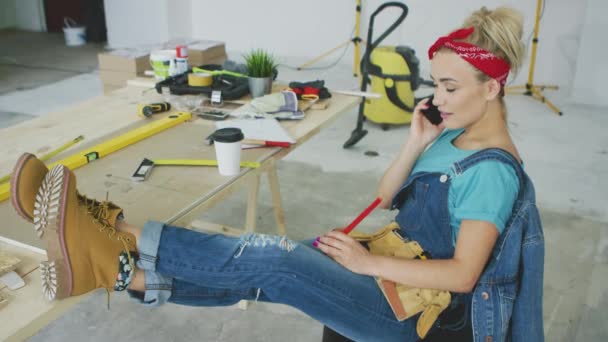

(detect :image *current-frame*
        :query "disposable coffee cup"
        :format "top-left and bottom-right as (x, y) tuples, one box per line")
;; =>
(212, 128), (244, 176)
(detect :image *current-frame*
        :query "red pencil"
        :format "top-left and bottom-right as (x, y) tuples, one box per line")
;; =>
(243, 139), (292, 148)
(342, 197), (382, 234)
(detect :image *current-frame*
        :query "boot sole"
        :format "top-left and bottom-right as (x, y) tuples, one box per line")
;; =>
(33, 164), (73, 300)
(10, 153), (44, 223)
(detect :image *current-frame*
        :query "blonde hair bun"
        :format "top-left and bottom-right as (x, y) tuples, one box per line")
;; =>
(462, 6), (525, 75)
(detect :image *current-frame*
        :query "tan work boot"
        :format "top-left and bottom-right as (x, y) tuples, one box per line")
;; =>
(33, 164), (137, 300)
(10, 153), (49, 224)
(9, 153), (110, 226)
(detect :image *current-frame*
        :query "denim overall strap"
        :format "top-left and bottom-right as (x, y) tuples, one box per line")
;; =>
(393, 171), (455, 260)
(451, 148), (525, 198)
(451, 148), (527, 279)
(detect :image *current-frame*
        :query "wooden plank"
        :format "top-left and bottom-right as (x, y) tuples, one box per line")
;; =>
(0, 239), (43, 289)
(0, 240), (49, 340)
(1, 271), (86, 342)
(267, 159), (286, 235)
(189, 219), (245, 237)
(0, 120), (279, 249)
(245, 173), (260, 233)
(0, 87), (360, 341)
(0, 85), (168, 177)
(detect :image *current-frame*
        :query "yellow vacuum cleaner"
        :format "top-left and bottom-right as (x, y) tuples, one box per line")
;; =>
(344, 2), (427, 148)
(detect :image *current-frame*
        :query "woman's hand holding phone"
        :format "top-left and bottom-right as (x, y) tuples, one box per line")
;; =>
(408, 96), (445, 149)
(420, 95), (443, 125)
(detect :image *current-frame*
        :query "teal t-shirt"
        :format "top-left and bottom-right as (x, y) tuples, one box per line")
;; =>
(411, 129), (520, 245)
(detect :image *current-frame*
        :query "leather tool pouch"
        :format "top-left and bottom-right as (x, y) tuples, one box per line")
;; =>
(349, 222), (451, 339)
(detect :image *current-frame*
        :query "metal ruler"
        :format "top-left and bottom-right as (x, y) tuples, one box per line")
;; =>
(153, 159), (260, 168)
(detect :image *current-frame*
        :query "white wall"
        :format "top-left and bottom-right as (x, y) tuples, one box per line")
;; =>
(0, 0), (16, 29)
(570, 0), (608, 107)
(15, 0), (45, 31)
(104, 0), (170, 48)
(105, 0), (587, 90)
(167, 0), (192, 40)
(188, 0), (584, 88)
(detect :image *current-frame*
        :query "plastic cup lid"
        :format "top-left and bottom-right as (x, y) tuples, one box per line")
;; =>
(212, 128), (244, 143)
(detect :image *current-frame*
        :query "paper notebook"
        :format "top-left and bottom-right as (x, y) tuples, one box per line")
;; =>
(215, 118), (295, 149)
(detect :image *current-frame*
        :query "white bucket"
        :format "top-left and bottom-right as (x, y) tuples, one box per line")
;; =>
(150, 50), (176, 81)
(63, 17), (86, 46)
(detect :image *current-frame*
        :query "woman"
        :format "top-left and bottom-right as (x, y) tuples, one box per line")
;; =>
(10, 6), (543, 342)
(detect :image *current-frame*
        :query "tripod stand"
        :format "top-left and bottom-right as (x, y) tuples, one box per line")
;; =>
(506, 0), (562, 115)
(297, 0), (363, 77)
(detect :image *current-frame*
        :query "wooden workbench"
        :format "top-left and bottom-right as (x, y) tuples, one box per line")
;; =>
(0, 83), (360, 340)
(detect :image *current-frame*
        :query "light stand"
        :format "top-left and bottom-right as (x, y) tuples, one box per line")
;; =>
(297, 0), (363, 77)
(506, 0), (562, 115)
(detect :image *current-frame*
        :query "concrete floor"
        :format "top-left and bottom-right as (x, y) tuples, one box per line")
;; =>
(1, 30), (607, 341)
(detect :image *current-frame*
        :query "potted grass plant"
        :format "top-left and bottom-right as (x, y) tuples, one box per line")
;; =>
(244, 49), (278, 98)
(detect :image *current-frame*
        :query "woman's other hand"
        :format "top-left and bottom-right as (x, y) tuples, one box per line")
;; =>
(315, 230), (374, 275)
(408, 97), (445, 149)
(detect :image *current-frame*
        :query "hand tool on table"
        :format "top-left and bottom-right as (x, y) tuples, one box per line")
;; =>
(192, 67), (247, 78)
(0, 112), (192, 203)
(194, 109), (230, 121)
(242, 139), (292, 148)
(138, 102), (172, 118)
(0, 135), (85, 184)
(132, 158), (261, 182)
(204, 134), (292, 148)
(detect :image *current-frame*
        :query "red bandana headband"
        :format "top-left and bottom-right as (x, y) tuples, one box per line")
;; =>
(428, 27), (510, 86)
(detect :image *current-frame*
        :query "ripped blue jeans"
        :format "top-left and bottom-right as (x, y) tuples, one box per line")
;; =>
(128, 221), (417, 342)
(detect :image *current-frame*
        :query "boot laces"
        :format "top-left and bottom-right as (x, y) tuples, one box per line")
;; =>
(78, 191), (135, 308)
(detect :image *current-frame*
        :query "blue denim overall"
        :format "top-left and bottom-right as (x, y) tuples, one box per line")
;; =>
(130, 148), (541, 342)
(390, 147), (474, 336)
(391, 148), (544, 341)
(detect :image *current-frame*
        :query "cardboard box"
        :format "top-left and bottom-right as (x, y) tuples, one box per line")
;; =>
(187, 41), (227, 67)
(192, 55), (228, 67)
(98, 49), (150, 74)
(99, 69), (138, 87)
(103, 84), (121, 94)
(97, 40), (226, 88)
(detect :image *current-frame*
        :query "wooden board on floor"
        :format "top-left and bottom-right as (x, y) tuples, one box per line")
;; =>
(0, 240), (45, 339)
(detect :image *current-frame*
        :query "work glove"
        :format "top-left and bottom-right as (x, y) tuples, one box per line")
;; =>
(288, 80), (332, 99)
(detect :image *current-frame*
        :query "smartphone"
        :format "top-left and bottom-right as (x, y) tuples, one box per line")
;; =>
(194, 109), (229, 121)
(420, 95), (442, 125)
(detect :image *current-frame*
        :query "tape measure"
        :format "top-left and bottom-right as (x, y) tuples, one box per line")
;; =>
(132, 158), (261, 181)
(188, 72), (213, 87)
(154, 159), (260, 168)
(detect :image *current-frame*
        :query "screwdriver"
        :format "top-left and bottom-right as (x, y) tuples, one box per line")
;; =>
(138, 102), (171, 118)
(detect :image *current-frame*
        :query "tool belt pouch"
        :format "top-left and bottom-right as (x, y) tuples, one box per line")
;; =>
(350, 222), (451, 339)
